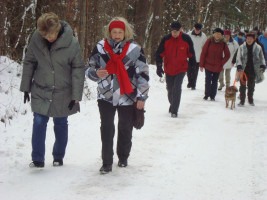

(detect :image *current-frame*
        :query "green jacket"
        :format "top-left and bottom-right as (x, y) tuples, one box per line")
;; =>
(20, 21), (85, 117)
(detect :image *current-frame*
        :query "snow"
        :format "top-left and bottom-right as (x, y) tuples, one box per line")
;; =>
(0, 57), (267, 200)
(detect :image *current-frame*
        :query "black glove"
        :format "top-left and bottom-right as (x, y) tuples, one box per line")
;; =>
(24, 92), (30, 104)
(237, 65), (243, 72)
(260, 65), (265, 73)
(156, 67), (164, 78)
(68, 100), (75, 110)
(133, 103), (145, 130)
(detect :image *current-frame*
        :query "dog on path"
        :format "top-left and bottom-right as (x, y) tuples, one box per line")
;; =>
(225, 86), (238, 109)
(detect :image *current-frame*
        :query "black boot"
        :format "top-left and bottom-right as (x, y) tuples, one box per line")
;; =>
(100, 164), (112, 174)
(118, 160), (128, 168)
(53, 159), (63, 166)
(29, 161), (44, 168)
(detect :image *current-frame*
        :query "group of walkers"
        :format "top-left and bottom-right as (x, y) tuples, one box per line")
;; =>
(156, 22), (266, 116)
(20, 12), (266, 174)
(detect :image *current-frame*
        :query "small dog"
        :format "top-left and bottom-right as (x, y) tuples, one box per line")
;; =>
(225, 86), (238, 109)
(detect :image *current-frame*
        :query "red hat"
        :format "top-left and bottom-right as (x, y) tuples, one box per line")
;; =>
(224, 30), (231, 36)
(109, 21), (125, 32)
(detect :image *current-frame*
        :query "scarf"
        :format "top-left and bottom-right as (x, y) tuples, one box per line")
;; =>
(104, 39), (133, 95)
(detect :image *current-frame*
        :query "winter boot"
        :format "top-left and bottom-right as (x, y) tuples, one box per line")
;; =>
(187, 83), (191, 88)
(218, 83), (225, 90)
(171, 113), (178, 118)
(118, 160), (128, 168)
(29, 161), (44, 168)
(238, 101), (245, 107)
(53, 159), (63, 166)
(100, 164), (112, 174)
(203, 96), (208, 100)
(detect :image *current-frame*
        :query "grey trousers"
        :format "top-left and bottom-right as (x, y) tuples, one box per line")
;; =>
(166, 72), (186, 115)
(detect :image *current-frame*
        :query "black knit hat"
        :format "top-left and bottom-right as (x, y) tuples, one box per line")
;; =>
(213, 28), (224, 35)
(194, 23), (202, 30)
(171, 21), (182, 31)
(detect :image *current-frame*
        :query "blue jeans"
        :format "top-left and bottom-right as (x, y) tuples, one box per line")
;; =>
(32, 113), (68, 162)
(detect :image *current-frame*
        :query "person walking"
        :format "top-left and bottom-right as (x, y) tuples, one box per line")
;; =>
(199, 28), (230, 101)
(20, 12), (85, 168)
(86, 17), (149, 174)
(156, 21), (196, 118)
(258, 29), (267, 64)
(187, 23), (207, 90)
(218, 30), (239, 90)
(236, 32), (266, 106)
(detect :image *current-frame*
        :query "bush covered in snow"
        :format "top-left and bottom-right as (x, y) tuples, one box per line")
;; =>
(0, 56), (29, 125)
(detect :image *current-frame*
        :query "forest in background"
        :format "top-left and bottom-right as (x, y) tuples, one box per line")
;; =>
(0, 0), (266, 64)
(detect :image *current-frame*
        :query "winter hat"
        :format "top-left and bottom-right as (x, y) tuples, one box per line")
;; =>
(246, 32), (256, 39)
(213, 28), (224, 35)
(224, 30), (231, 36)
(109, 21), (125, 32)
(194, 23), (202, 30)
(171, 21), (182, 31)
(253, 26), (259, 31)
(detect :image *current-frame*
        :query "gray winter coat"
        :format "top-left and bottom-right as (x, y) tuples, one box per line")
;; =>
(236, 42), (266, 83)
(20, 21), (85, 117)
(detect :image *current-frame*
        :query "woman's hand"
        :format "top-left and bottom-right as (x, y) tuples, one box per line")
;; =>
(200, 67), (204, 72)
(136, 100), (145, 110)
(96, 66), (108, 78)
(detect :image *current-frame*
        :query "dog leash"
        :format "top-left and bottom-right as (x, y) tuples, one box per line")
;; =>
(233, 71), (248, 86)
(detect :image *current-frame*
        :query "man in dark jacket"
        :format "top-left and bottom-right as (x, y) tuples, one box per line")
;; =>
(156, 21), (196, 118)
(20, 12), (85, 168)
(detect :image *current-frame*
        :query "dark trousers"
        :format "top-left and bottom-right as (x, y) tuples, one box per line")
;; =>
(187, 62), (199, 88)
(204, 69), (220, 99)
(32, 113), (68, 162)
(166, 72), (186, 115)
(98, 100), (134, 165)
(239, 73), (255, 103)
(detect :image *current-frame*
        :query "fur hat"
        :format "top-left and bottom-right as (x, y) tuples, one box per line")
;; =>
(224, 30), (231, 36)
(213, 28), (224, 35)
(171, 21), (182, 31)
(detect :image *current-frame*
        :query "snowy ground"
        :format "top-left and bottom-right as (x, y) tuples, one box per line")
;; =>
(0, 57), (267, 200)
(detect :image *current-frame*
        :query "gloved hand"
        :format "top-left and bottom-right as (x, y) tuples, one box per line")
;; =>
(237, 65), (243, 72)
(260, 65), (265, 73)
(24, 92), (30, 104)
(68, 100), (75, 110)
(133, 103), (145, 130)
(156, 67), (164, 78)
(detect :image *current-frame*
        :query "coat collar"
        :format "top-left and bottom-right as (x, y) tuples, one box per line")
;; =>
(191, 30), (202, 37)
(33, 21), (73, 53)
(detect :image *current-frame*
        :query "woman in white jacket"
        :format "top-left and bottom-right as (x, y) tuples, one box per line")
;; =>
(218, 30), (239, 90)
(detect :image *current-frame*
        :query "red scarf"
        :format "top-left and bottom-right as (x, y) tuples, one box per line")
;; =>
(104, 39), (133, 95)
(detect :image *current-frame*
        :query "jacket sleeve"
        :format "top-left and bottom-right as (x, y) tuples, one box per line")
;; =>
(135, 48), (149, 101)
(71, 41), (85, 101)
(187, 36), (196, 66)
(236, 45), (243, 69)
(155, 37), (166, 69)
(199, 39), (210, 68)
(221, 43), (230, 66)
(259, 46), (266, 69)
(85, 45), (101, 82)
(20, 42), (37, 92)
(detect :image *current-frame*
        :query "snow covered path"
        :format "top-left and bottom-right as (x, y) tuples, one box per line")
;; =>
(0, 65), (267, 200)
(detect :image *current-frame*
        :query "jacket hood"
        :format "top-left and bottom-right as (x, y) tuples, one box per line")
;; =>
(209, 35), (226, 43)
